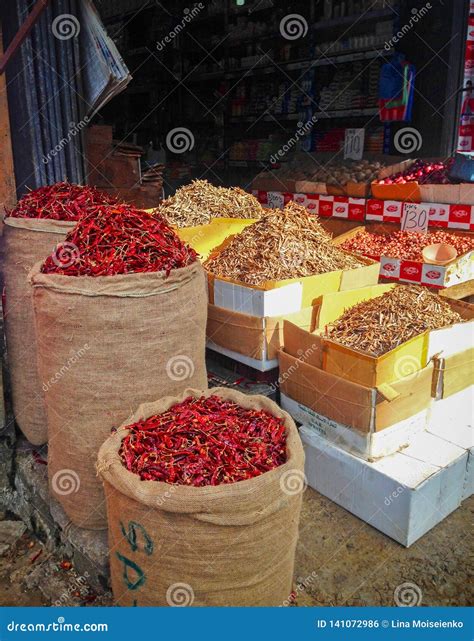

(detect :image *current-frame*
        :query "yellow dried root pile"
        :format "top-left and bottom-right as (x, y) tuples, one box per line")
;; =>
(326, 285), (463, 356)
(155, 180), (264, 227)
(204, 201), (363, 285)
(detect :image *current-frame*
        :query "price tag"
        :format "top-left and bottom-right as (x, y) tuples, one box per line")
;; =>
(267, 191), (285, 209)
(401, 202), (429, 233)
(344, 128), (365, 160)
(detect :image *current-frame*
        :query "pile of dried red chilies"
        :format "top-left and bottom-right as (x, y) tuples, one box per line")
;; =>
(119, 395), (287, 486)
(41, 204), (198, 276)
(6, 182), (117, 221)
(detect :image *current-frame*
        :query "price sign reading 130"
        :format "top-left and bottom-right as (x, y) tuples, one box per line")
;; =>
(401, 202), (429, 233)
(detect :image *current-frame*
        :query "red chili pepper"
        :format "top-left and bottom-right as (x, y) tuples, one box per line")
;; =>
(40, 204), (198, 276)
(6, 182), (117, 221)
(119, 395), (287, 487)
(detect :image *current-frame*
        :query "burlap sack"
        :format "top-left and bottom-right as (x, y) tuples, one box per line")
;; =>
(30, 261), (208, 529)
(1, 217), (75, 445)
(97, 387), (305, 607)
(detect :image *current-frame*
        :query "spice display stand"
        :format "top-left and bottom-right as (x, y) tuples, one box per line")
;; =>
(252, 190), (474, 230)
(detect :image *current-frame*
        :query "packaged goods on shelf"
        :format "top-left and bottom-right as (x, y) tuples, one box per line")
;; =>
(280, 320), (434, 460)
(301, 427), (468, 547)
(31, 205), (208, 529)
(335, 225), (474, 288)
(205, 202), (379, 317)
(98, 387), (304, 606)
(2, 183), (117, 446)
(155, 179), (264, 227)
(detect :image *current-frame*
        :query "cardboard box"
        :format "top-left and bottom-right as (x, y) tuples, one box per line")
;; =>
(333, 224), (474, 289)
(432, 348), (474, 399)
(207, 257), (379, 318)
(206, 304), (316, 370)
(282, 394), (428, 461)
(439, 279), (474, 305)
(282, 285), (473, 387)
(176, 217), (257, 261)
(301, 427), (467, 546)
(372, 159), (421, 202)
(279, 348), (433, 459)
(294, 180), (328, 195)
(313, 287), (474, 387)
(372, 158), (474, 204)
(207, 340), (277, 372)
(309, 283), (395, 330)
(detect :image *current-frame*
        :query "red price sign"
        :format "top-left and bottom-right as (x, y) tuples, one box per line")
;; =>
(401, 203), (429, 233)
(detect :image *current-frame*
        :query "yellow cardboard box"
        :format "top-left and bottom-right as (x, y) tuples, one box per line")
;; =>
(283, 285), (474, 387)
(176, 217), (257, 260)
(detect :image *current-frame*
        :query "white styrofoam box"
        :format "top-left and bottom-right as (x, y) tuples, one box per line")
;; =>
(281, 393), (428, 461)
(428, 386), (473, 432)
(301, 427), (467, 547)
(428, 319), (474, 361)
(207, 340), (278, 372)
(213, 279), (303, 318)
(427, 386), (474, 500)
(465, 451), (474, 501)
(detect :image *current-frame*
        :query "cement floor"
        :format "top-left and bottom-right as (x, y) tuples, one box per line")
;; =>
(0, 489), (472, 607)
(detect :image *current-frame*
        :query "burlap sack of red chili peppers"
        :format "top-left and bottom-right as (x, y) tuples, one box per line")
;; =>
(2, 218), (74, 445)
(98, 387), (304, 607)
(29, 259), (208, 530)
(1, 183), (117, 445)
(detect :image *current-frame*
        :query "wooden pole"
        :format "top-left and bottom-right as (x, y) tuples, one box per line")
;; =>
(0, 25), (16, 216)
(0, 0), (50, 75)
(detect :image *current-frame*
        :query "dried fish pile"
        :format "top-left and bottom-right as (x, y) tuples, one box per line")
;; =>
(326, 285), (463, 356)
(204, 201), (364, 285)
(155, 179), (264, 227)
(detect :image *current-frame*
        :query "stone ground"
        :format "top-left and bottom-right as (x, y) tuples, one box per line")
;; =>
(0, 490), (472, 608)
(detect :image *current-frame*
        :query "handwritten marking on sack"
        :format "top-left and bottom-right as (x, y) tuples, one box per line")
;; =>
(120, 520), (154, 555)
(115, 552), (146, 591)
(116, 521), (154, 600)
